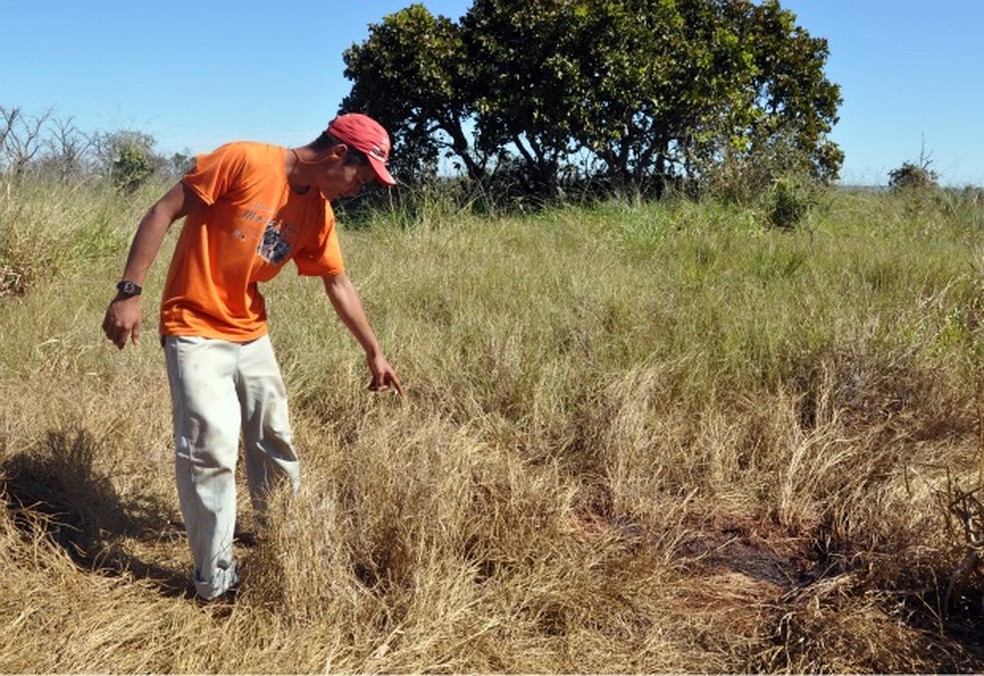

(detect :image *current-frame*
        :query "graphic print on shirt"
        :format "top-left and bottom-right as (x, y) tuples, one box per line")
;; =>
(258, 222), (291, 264)
(237, 203), (297, 265)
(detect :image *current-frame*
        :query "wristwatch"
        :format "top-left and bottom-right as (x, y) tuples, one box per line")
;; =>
(116, 280), (142, 297)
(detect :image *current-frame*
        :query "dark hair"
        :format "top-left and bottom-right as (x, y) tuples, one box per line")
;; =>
(309, 131), (369, 166)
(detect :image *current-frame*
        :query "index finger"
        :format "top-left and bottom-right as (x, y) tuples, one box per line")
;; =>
(387, 373), (404, 397)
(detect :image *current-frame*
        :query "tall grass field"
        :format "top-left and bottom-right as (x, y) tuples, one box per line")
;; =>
(1, 177), (983, 672)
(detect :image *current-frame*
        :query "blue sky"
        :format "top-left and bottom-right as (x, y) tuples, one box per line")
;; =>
(3, 0), (982, 186)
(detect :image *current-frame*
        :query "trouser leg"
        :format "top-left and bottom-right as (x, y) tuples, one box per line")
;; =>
(165, 336), (241, 600)
(236, 335), (300, 514)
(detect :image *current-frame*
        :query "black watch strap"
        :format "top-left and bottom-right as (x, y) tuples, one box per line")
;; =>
(116, 280), (142, 297)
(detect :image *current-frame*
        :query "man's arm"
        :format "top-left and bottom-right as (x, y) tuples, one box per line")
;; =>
(322, 272), (403, 395)
(102, 181), (201, 349)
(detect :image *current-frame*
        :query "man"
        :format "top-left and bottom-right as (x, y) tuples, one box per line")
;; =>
(102, 113), (402, 602)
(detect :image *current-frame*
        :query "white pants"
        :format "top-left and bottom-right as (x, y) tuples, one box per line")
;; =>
(164, 335), (300, 600)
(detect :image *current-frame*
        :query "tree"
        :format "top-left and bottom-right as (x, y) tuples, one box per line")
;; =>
(0, 104), (176, 186)
(42, 115), (95, 181)
(564, 0), (754, 192)
(695, 1), (842, 196)
(459, 0), (591, 196)
(342, 4), (484, 182)
(0, 105), (52, 177)
(342, 0), (842, 200)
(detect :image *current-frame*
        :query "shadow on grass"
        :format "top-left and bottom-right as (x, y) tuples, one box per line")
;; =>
(0, 428), (194, 599)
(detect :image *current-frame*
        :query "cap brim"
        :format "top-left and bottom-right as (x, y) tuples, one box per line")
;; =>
(368, 156), (397, 186)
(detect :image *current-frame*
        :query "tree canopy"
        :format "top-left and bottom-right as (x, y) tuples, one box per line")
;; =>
(342, 0), (842, 200)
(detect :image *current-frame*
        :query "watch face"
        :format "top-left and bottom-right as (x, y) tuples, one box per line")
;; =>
(118, 281), (141, 295)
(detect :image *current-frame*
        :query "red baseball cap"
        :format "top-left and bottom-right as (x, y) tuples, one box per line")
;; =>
(327, 113), (397, 186)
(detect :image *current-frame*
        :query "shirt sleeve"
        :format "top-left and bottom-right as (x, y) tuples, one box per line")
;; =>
(294, 203), (346, 277)
(182, 143), (245, 206)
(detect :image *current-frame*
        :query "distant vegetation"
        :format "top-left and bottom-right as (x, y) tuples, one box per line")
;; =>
(0, 104), (189, 191)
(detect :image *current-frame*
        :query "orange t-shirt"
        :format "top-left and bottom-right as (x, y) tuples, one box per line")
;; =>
(160, 142), (345, 341)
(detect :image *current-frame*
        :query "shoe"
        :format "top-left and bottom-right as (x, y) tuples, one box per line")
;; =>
(195, 586), (237, 617)
(192, 563), (239, 602)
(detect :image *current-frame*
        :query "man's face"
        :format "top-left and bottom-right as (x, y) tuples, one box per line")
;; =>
(316, 147), (377, 200)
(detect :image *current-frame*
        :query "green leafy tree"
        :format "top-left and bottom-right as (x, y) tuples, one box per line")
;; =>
(745, 0), (843, 182)
(694, 1), (842, 197)
(566, 0), (752, 191)
(459, 0), (590, 196)
(342, 0), (842, 200)
(342, 4), (483, 182)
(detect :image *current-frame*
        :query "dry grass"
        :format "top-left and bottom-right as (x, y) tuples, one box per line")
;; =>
(2, 179), (984, 672)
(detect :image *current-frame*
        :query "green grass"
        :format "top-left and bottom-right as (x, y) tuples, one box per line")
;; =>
(2, 176), (984, 672)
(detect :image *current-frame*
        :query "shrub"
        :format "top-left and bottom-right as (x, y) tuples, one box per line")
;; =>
(768, 177), (815, 230)
(888, 161), (938, 192)
(111, 142), (153, 194)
